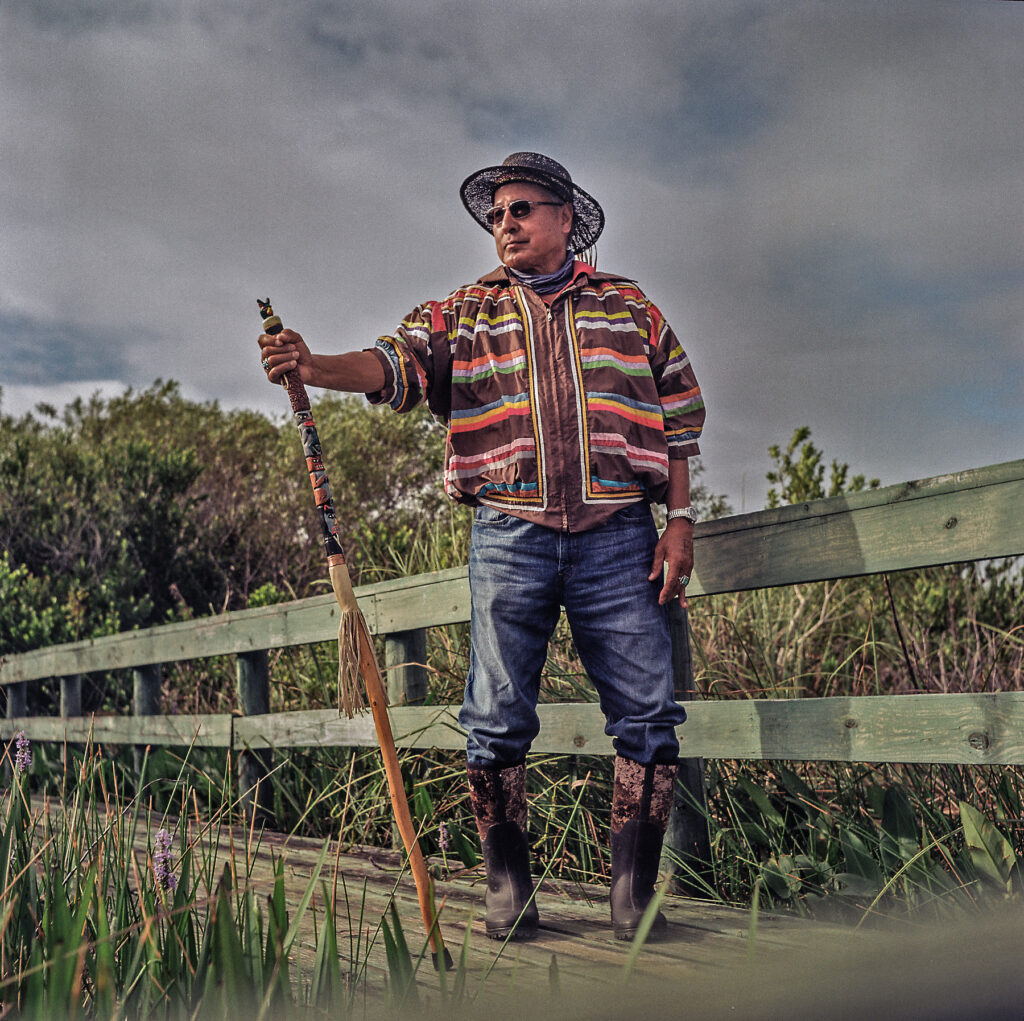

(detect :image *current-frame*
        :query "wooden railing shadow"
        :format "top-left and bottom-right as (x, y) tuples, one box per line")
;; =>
(2, 459), (1022, 881)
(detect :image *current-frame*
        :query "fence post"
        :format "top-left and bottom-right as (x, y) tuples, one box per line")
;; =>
(665, 599), (714, 894)
(383, 629), (429, 849)
(133, 664), (161, 782)
(236, 651), (274, 826)
(384, 629), (429, 705)
(60, 675), (83, 718)
(5, 683), (27, 720)
(60, 674), (83, 769)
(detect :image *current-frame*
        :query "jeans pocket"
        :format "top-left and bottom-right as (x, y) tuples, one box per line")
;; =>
(474, 505), (517, 527)
(612, 500), (653, 524)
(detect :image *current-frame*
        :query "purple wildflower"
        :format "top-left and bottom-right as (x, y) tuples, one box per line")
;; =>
(438, 821), (450, 852)
(14, 731), (30, 775)
(154, 829), (177, 891)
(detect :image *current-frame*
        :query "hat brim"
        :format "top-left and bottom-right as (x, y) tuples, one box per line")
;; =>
(460, 164), (605, 253)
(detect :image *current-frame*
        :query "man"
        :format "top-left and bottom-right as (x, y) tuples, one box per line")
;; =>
(259, 153), (705, 941)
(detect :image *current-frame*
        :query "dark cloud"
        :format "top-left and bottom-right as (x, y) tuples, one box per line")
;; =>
(4, 0), (168, 35)
(0, 313), (133, 386)
(0, 0), (1020, 507)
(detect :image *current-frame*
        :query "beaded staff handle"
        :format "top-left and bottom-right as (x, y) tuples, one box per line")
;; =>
(258, 300), (346, 558)
(257, 297), (362, 713)
(256, 298), (450, 969)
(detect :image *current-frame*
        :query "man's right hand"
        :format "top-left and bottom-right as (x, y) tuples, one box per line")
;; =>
(259, 328), (315, 386)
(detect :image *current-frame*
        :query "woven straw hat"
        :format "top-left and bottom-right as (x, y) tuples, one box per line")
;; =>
(460, 152), (605, 253)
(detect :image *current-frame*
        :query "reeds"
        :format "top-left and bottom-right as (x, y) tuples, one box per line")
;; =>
(0, 735), (482, 1019)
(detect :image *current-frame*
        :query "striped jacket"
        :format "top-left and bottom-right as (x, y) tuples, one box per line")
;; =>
(368, 262), (705, 531)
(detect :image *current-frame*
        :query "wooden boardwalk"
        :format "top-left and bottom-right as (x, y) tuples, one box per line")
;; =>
(210, 826), (865, 1018)
(202, 827), (1024, 1020)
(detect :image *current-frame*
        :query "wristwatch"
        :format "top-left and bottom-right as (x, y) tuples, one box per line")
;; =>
(666, 506), (698, 525)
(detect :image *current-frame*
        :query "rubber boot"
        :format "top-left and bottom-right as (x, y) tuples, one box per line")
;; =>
(481, 821), (539, 939)
(609, 756), (677, 941)
(467, 762), (539, 940)
(610, 820), (668, 940)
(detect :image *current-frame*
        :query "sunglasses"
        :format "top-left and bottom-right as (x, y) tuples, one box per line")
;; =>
(484, 199), (564, 227)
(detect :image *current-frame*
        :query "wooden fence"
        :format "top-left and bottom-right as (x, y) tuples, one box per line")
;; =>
(1, 458), (1022, 869)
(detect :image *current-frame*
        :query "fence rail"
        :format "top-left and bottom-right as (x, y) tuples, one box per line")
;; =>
(5, 692), (1024, 766)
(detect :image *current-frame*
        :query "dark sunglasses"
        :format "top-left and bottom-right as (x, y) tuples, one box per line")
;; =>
(484, 199), (564, 227)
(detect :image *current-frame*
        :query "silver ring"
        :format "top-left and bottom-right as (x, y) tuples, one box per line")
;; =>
(262, 358), (271, 371)
(678, 575), (689, 587)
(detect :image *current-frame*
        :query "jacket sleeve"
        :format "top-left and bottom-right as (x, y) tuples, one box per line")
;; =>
(645, 300), (705, 459)
(366, 300), (454, 421)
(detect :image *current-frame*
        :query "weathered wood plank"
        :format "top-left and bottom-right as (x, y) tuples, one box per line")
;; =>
(0, 596), (345, 685)
(236, 651), (274, 824)
(527, 694), (1024, 764)
(0, 714), (233, 746)
(384, 629), (429, 704)
(666, 600), (711, 891)
(678, 692), (1024, 764)
(60, 675), (82, 718)
(10, 693), (1024, 765)
(367, 566), (472, 632)
(691, 459), (1024, 595)
(0, 571), (470, 685)
(236, 693), (1024, 765)
(133, 664), (162, 775)
(235, 705), (466, 751)
(5, 683), (27, 718)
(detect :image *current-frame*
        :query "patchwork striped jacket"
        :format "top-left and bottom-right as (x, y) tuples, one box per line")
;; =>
(368, 263), (705, 532)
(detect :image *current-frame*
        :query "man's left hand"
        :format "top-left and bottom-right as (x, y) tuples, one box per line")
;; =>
(649, 518), (694, 606)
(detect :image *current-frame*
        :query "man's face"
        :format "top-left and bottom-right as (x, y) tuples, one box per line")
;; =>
(491, 182), (573, 276)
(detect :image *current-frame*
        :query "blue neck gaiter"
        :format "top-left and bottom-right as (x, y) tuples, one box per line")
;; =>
(508, 253), (576, 295)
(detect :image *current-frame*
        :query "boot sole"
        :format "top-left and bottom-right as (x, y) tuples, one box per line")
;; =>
(612, 915), (668, 941)
(485, 925), (538, 941)
(613, 926), (667, 941)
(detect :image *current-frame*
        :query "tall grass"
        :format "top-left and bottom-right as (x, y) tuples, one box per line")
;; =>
(679, 559), (1024, 915)
(0, 734), (482, 1019)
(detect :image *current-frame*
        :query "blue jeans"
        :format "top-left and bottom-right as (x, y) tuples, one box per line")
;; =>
(459, 502), (685, 766)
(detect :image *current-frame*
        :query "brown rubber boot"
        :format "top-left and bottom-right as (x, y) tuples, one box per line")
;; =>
(609, 756), (677, 940)
(467, 762), (539, 940)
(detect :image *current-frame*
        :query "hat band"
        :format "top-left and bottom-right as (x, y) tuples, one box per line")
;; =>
(493, 170), (572, 203)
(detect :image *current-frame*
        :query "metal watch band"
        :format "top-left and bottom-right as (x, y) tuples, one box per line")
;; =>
(666, 506), (698, 524)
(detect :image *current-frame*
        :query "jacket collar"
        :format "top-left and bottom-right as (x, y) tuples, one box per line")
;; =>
(476, 261), (623, 291)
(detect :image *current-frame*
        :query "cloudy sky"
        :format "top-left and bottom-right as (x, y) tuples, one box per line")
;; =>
(2, 0), (1021, 510)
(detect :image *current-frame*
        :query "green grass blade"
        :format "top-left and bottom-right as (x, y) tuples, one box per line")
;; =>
(281, 839), (330, 955)
(211, 864), (257, 1014)
(309, 882), (343, 1010)
(381, 902), (419, 1010)
(959, 801), (1017, 892)
(92, 879), (117, 1021)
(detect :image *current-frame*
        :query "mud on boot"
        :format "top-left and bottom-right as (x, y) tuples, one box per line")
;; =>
(608, 756), (677, 941)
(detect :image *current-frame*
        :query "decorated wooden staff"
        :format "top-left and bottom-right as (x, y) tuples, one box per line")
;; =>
(257, 298), (450, 970)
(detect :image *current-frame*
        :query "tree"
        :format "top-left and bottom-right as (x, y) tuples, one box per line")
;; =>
(766, 427), (880, 508)
(0, 382), (454, 641)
